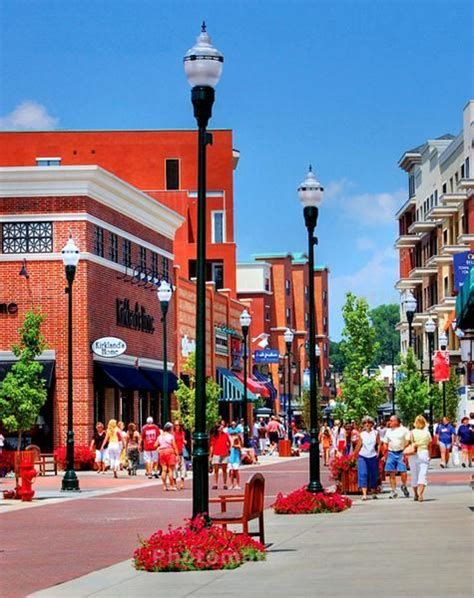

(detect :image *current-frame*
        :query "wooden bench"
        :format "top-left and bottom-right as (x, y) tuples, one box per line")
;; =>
(25, 445), (57, 476)
(209, 472), (265, 544)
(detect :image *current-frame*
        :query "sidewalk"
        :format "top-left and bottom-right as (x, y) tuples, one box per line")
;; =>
(30, 484), (473, 598)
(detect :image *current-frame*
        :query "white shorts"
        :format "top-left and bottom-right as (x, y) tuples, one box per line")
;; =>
(95, 449), (106, 463)
(143, 450), (158, 464)
(229, 462), (240, 471)
(174, 456), (187, 479)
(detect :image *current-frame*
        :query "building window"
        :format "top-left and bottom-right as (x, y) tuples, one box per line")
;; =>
(408, 174), (415, 198)
(442, 182), (447, 194)
(285, 279), (291, 296)
(265, 307), (270, 322)
(166, 159), (180, 190)
(94, 226), (104, 257)
(305, 312), (309, 326)
(122, 239), (131, 267)
(265, 277), (270, 292)
(139, 246), (147, 270)
(323, 290), (327, 305)
(151, 252), (158, 279)
(161, 255), (170, 280)
(36, 157), (61, 166)
(323, 316), (328, 333)
(212, 211), (225, 243)
(305, 285), (309, 301)
(466, 157), (470, 179)
(461, 163), (465, 179)
(212, 262), (224, 290)
(286, 307), (291, 324)
(109, 233), (118, 262)
(2, 222), (52, 254)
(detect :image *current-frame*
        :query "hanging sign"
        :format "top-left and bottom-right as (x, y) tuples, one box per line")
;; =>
(92, 337), (127, 358)
(453, 251), (474, 290)
(253, 348), (280, 364)
(433, 350), (450, 383)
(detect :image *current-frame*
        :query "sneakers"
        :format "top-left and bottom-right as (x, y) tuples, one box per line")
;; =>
(389, 491), (398, 499)
(401, 485), (410, 498)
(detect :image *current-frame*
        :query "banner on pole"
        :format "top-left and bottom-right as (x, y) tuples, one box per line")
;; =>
(433, 350), (450, 382)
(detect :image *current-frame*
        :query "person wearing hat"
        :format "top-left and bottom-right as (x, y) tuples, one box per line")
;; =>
(354, 416), (380, 500)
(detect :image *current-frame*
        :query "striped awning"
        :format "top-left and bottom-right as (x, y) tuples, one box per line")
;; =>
(216, 367), (258, 402)
(253, 368), (278, 401)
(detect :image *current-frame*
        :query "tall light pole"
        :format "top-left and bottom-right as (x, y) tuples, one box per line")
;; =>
(61, 237), (80, 492)
(298, 166), (324, 494)
(157, 280), (173, 425)
(425, 317), (436, 434)
(184, 22), (223, 519)
(284, 328), (294, 443)
(403, 290), (417, 349)
(240, 309), (252, 447)
(438, 330), (448, 418)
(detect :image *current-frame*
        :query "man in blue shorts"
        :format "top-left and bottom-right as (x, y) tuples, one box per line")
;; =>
(383, 415), (410, 498)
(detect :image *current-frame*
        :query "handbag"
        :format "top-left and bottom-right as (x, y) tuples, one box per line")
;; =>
(403, 433), (417, 456)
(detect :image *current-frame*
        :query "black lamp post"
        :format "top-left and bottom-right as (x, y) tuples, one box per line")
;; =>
(284, 328), (294, 442)
(157, 280), (173, 425)
(240, 309), (252, 447)
(425, 317), (436, 434)
(439, 330), (448, 418)
(298, 166), (324, 494)
(184, 23), (223, 519)
(403, 290), (417, 349)
(61, 237), (80, 492)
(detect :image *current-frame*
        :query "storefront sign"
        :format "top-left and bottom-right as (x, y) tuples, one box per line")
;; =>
(116, 298), (155, 334)
(253, 348), (280, 364)
(453, 251), (474, 290)
(0, 302), (18, 315)
(215, 323), (238, 336)
(92, 337), (127, 358)
(215, 330), (229, 356)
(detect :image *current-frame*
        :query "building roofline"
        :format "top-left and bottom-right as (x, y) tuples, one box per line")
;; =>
(0, 128), (233, 134)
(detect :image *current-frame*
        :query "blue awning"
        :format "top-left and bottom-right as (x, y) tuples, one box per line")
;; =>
(141, 368), (179, 392)
(216, 367), (258, 402)
(95, 363), (155, 391)
(253, 368), (277, 401)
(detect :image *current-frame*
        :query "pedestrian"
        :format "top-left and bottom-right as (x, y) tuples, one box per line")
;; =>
(383, 414), (410, 498)
(350, 422), (360, 452)
(435, 416), (456, 468)
(354, 416), (380, 500)
(125, 423), (140, 475)
(377, 420), (388, 443)
(141, 416), (160, 479)
(89, 422), (107, 474)
(457, 416), (473, 468)
(267, 416), (280, 455)
(319, 423), (332, 466)
(0, 432), (4, 456)
(173, 420), (187, 490)
(257, 419), (268, 455)
(343, 423), (352, 455)
(157, 422), (179, 491)
(229, 435), (242, 489)
(406, 415), (431, 502)
(118, 421), (127, 470)
(209, 422), (231, 490)
(102, 419), (122, 478)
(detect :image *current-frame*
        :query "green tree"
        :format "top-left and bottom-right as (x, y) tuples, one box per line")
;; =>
(172, 352), (220, 432)
(0, 311), (48, 484)
(329, 340), (346, 373)
(395, 348), (430, 426)
(339, 293), (385, 421)
(433, 368), (460, 423)
(369, 304), (400, 367)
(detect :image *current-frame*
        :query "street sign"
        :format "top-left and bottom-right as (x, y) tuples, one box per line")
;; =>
(91, 337), (127, 358)
(253, 348), (280, 363)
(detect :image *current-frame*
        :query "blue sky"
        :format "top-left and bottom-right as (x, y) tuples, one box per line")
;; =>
(0, 0), (472, 339)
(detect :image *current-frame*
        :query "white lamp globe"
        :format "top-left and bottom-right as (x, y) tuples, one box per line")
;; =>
(424, 317), (436, 335)
(438, 331), (448, 350)
(284, 328), (294, 344)
(240, 309), (252, 329)
(298, 166), (324, 209)
(402, 290), (417, 314)
(61, 237), (80, 268)
(184, 22), (224, 88)
(157, 280), (173, 304)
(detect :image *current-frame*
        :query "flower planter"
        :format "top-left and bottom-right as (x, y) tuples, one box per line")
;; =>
(339, 468), (360, 495)
(272, 487), (352, 514)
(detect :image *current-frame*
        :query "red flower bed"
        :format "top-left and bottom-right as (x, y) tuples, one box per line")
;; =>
(329, 454), (357, 481)
(272, 487), (352, 514)
(133, 516), (266, 572)
(53, 446), (95, 470)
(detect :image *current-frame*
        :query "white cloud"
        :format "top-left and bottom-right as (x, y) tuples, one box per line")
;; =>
(0, 101), (59, 130)
(324, 178), (354, 199)
(355, 237), (375, 251)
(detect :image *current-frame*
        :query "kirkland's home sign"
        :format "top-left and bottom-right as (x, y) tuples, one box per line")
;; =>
(92, 337), (127, 358)
(116, 298), (155, 334)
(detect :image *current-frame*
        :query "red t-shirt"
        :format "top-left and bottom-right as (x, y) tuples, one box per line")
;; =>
(267, 420), (280, 433)
(210, 432), (231, 457)
(174, 429), (186, 454)
(141, 424), (160, 451)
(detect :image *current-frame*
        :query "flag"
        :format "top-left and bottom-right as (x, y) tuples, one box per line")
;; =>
(433, 350), (450, 382)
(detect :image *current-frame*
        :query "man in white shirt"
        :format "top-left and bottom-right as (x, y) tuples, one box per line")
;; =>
(383, 415), (410, 499)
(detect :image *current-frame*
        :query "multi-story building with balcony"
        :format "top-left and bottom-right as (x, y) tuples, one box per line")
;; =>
(396, 101), (474, 363)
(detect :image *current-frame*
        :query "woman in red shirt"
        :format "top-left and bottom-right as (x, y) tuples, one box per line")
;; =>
(209, 422), (231, 490)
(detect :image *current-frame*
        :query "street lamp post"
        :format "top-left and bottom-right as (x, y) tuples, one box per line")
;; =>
(240, 309), (252, 447)
(184, 23), (223, 519)
(439, 330), (448, 418)
(425, 317), (436, 434)
(61, 237), (80, 492)
(298, 166), (324, 494)
(157, 280), (173, 425)
(284, 328), (294, 443)
(403, 290), (417, 349)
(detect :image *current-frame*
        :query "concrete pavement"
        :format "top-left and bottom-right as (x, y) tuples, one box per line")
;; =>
(29, 484), (473, 598)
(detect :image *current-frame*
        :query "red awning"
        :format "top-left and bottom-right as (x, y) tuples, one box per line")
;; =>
(235, 374), (270, 398)
(444, 310), (456, 331)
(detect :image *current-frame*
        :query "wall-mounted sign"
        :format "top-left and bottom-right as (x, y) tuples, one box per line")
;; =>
(253, 348), (280, 364)
(453, 251), (474, 290)
(92, 337), (127, 358)
(215, 323), (239, 336)
(215, 330), (229, 356)
(181, 335), (196, 357)
(0, 303), (18, 315)
(116, 298), (155, 334)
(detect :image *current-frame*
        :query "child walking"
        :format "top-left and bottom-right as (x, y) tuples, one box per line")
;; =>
(229, 436), (242, 489)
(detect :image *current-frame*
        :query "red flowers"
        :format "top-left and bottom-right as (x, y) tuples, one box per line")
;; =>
(329, 454), (357, 481)
(53, 446), (95, 470)
(133, 516), (266, 572)
(272, 487), (352, 514)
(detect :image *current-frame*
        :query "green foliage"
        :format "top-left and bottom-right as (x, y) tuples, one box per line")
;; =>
(369, 304), (400, 367)
(172, 353), (220, 432)
(339, 293), (385, 421)
(0, 310), (48, 435)
(329, 341), (346, 373)
(395, 349), (430, 427)
(433, 368), (460, 423)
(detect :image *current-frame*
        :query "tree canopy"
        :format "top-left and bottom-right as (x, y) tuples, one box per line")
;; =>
(370, 303), (400, 367)
(395, 348), (430, 427)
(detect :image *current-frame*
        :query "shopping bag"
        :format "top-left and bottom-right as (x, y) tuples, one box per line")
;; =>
(451, 445), (460, 467)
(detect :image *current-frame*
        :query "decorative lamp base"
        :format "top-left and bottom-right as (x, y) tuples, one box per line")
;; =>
(61, 469), (80, 492)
